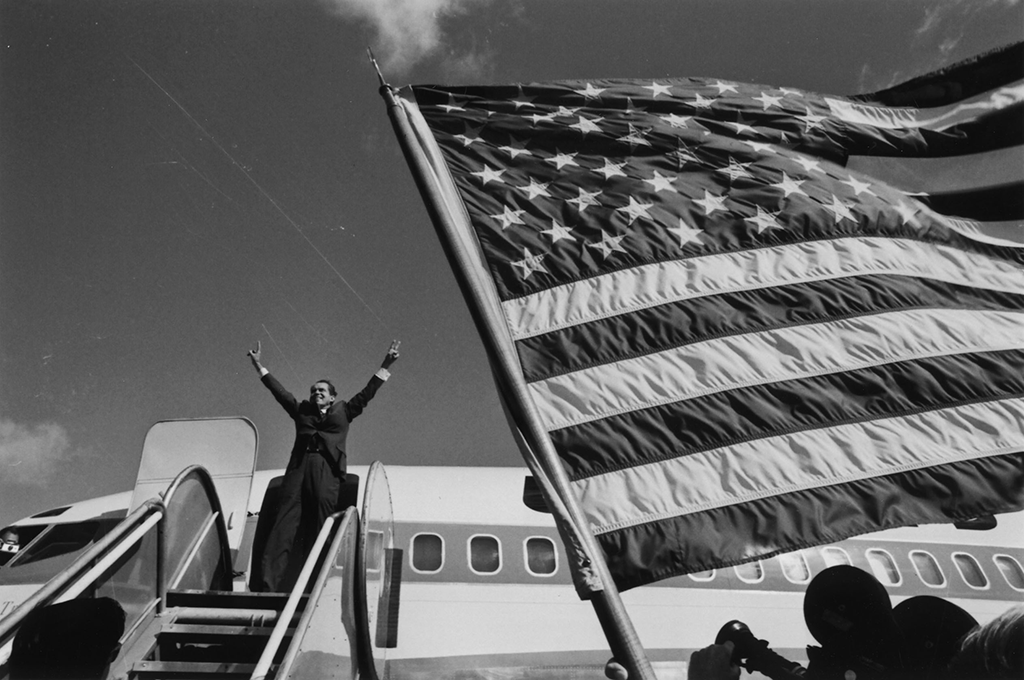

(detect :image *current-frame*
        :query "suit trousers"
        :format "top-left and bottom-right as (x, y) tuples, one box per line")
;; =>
(256, 451), (341, 593)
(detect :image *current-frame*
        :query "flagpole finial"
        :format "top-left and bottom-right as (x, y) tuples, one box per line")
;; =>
(367, 47), (387, 88)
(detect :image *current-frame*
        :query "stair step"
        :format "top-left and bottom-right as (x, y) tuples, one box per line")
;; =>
(131, 660), (260, 679)
(160, 623), (277, 639)
(166, 589), (303, 611)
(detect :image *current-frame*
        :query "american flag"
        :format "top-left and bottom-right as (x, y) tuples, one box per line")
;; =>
(390, 43), (1024, 590)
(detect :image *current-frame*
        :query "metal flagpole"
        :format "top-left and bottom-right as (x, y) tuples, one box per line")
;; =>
(370, 51), (657, 680)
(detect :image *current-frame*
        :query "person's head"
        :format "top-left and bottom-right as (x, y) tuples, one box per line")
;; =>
(1, 527), (18, 547)
(310, 380), (336, 409)
(948, 605), (1024, 680)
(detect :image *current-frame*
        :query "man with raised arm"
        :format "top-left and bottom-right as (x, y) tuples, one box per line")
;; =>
(247, 339), (400, 592)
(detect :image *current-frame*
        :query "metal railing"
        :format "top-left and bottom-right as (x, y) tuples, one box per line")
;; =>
(249, 509), (352, 680)
(0, 465), (232, 670)
(273, 507), (360, 680)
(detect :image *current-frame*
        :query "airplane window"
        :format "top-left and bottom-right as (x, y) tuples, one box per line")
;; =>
(410, 533), (443, 573)
(820, 547), (852, 567)
(865, 549), (902, 586)
(688, 570), (715, 582)
(993, 555), (1024, 591)
(7, 520), (119, 569)
(780, 552), (811, 584)
(734, 561), (763, 584)
(909, 550), (946, 587)
(952, 553), (989, 589)
(29, 506), (70, 519)
(525, 537), (557, 576)
(469, 535), (501, 574)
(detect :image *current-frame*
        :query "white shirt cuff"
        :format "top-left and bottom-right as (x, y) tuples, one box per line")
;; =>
(375, 368), (391, 381)
(259, 367), (269, 377)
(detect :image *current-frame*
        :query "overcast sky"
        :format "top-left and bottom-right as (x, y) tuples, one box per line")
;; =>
(1, 0), (1020, 527)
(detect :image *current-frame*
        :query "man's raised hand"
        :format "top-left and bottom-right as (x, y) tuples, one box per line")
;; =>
(383, 340), (401, 368)
(248, 341), (263, 370)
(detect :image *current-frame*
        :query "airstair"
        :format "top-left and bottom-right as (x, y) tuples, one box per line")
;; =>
(0, 418), (401, 680)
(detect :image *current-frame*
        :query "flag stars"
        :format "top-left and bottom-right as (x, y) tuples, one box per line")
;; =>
(616, 196), (654, 224)
(725, 120), (758, 137)
(594, 158), (628, 180)
(575, 83), (606, 99)
(671, 144), (700, 169)
(511, 87), (534, 110)
(771, 172), (808, 198)
(894, 200), (920, 226)
(617, 123), (653, 148)
(453, 127), (484, 147)
(546, 151), (580, 169)
(569, 115), (605, 135)
(471, 165), (506, 184)
(438, 94), (465, 113)
(711, 80), (739, 94)
(567, 188), (602, 212)
(660, 113), (693, 128)
(824, 194), (857, 224)
(744, 206), (784, 234)
(497, 137), (530, 159)
(792, 156), (824, 174)
(752, 92), (783, 110)
(643, 171), (678, 193)
(510, 248), (547, 279)
(518, 178), (552, 200)
(555, 105), (581, 117)
(798, 107), (828, 132)
(644, 81), (673, 98)
(541, 219), (577, 243)
(527, 111), (557, 125)
(716, 158), (754, 182)
(691, 93), (716, 109)
(841, 175), (876, 197)
(490, 206), (525, 230)
(693, 190), (729, 216)
(623, 97), (647, 116)
(742, 140), (778, 155)
(668, 219), (704, 247)
(587, 231), (628, 260)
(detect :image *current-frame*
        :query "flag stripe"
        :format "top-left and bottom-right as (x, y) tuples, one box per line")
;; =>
(824, 81), (1024, 131)
(907, 104), (1024, 157)
(527, 308), (1024, 431)
(943, 217), (1024, 246)
(516, 276), (1024, 382)
(852, 42), (1023, 108)
(919, 182), (1024, 222)
(552, 349), (1024, 479)
(847, 145), (1024, 194)
(598, 454), (1024, 591)
(574, 397), (1024, 533)
(503, 237), (1024, 341)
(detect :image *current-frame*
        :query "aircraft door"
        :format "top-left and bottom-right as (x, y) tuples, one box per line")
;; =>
(357, 461), (401, 680)
(129, 417), (257, 550)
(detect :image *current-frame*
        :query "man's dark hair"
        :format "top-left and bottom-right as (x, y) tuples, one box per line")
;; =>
(312, 380), (337, 397)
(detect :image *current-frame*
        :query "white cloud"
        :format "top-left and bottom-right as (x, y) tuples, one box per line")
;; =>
(0, 419), (73, 487)
(320, 0), (493, 75)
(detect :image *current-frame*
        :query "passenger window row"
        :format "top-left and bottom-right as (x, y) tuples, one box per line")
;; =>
(687, 547), (1024, 591)
(409, 533), (558, 576)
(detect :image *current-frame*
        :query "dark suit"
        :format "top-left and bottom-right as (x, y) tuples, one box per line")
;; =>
(253, 371), (385, 592)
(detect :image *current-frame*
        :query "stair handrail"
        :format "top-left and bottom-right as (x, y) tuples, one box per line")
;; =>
(0, 463), (235, 671)
(160, 464), (235, 594)
(249, 511), (344, 680)
(0, 497), (165, 664)
(274, 507), (360, 680)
